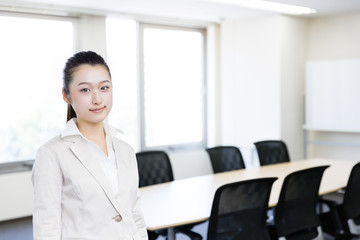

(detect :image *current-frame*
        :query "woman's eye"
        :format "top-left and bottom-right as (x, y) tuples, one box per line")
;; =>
(101, 86), (110, 91)
(80, 88), (90, 93)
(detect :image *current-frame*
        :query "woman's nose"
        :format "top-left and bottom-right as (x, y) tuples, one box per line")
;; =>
(92, 91), (103, 105)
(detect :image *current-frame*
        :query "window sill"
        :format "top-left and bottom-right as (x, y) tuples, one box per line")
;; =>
(0, 160), (34, 175)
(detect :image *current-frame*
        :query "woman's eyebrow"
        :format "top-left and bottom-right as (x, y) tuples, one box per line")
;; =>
(77, 82), (89, 86)
(77, 80), (110, 86)
(100, 80), (111, 84)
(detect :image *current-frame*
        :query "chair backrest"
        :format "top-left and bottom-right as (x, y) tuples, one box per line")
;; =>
(342, 162), (360, 221)
(254, 140), (290, 166)
(136, 151), (174, 187)
(274, 165), (329, 239)
(207, 177), (278, 240)
(205, 146), (246, 173)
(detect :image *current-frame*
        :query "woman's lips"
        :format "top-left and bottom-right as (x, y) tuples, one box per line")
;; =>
(90, 106), (105, 113)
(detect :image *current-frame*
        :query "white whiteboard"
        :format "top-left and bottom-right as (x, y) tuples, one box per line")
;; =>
(305, 59), (360, 133)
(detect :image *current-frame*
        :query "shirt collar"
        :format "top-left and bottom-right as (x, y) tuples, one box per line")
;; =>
(61, 118), (119, 141)
(61, 118), (81, 138)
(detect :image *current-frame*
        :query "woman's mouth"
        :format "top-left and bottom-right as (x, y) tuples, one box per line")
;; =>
(90, 106), (105, 113)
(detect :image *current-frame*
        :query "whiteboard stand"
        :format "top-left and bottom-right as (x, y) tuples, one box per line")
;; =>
(303, 127), (307, 159)
(303, 94), (307, 159)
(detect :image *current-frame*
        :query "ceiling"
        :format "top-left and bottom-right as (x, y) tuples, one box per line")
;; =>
(3, 0), (360, 23)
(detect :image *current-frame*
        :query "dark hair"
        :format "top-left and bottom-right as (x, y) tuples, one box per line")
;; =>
(63, 51), (111, 122)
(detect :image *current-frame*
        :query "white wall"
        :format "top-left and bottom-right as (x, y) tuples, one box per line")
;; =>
(77, 15), (107, 58)
(279, 16), (308, 161)
(206, 23), (221, 147)
(168, 149), (213, 179)
(308, 13), (360, 59)
(220, 16), (281, 149)
(306, 13), (360, 160)
(0, 172), (33, 221)
(219, 15), (307, 161)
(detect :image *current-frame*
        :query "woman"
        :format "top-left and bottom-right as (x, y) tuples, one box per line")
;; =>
(32, 51), (148, 240)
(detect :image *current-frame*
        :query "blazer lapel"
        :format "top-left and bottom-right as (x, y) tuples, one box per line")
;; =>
(70, 140), (124, 215)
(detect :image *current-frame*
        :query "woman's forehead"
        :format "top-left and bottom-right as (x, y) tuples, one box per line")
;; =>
(71, 64), (111, 85)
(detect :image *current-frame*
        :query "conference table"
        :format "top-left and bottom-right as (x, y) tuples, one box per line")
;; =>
(139, 158), (358, 240)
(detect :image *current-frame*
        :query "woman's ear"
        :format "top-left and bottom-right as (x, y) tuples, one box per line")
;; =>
(62, 88), (71, 104)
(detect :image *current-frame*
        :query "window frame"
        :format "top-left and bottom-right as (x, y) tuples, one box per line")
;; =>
(138, 23), (208, 151)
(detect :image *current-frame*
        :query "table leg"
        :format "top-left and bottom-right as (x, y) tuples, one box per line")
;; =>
(168, 227), (175, 240)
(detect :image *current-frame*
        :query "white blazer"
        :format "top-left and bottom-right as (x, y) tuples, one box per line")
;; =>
(32, 120), (148, 240)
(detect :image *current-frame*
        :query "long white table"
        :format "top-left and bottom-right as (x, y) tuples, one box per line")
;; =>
(139, 158), (358, 239)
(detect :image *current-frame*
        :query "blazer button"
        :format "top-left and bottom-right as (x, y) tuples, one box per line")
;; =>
(114, 215), (122, 222)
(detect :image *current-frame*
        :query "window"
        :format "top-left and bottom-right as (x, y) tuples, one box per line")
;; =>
(139, 24), (206, 150)
(0, 13), (75, 164)
(106, 19), (207, 151)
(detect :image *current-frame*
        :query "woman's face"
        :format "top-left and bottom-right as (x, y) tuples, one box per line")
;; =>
(63, 64), (113, 125)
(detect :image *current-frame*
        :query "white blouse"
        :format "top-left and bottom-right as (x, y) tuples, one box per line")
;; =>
(87, 134), (119, 196)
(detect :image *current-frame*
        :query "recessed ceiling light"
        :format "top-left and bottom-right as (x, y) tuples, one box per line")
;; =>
(199, 0), (317, 15)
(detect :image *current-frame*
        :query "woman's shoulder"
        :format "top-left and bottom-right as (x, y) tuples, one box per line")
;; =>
(37, 134), (66, 152)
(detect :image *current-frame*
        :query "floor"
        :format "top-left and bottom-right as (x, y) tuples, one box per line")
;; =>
(0, 216), (340, 240)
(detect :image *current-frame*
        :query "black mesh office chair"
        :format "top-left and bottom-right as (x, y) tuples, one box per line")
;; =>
(269, 165), (329, 240)
(136, 150), (174, 188)
(254, 140), (290, 166)
(206, 177), (277, 240)
(319, 162), (360, 239)
(205, 146), (246, 173)
(136, 151), (202, 240)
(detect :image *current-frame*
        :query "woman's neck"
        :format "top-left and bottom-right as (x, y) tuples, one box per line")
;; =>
(76, 119), (108, 156)
(76, 119), (105, 143)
